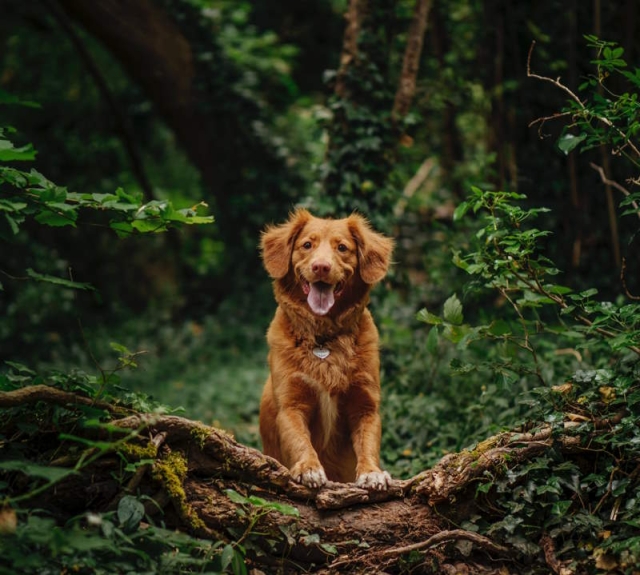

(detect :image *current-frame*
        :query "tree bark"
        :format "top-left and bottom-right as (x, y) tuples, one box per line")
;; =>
(335, 0), (368, 100)
(392, 0), (433, 119)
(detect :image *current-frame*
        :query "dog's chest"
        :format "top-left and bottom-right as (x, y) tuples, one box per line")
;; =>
(301, 336), (357, 392)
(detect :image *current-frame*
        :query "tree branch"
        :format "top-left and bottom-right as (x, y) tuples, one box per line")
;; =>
(0, 384), (123, 414)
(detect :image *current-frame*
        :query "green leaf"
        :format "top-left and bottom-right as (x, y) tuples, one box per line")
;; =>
(426, 327), (439, 355)
(0, 460), (74, 482)
(4, 361), (36, 374)
(261, 500), (299, 517)
(488, 320), (511, 336)
(0, 89), (41, 108)
(117, 495), (145, 532)
(225, 489), (249, 505)
(453, 201), (470, 222)
(557, 133), (587, 155)
(416, 308), (443, 325)
(0, 140), (37, 161)
(26, 268), (94, 291)
(131, 219), (167, 233)
(109, 221), (134, 237)
(110, 342), (134, 355)
(320, 542), (338, 554)
(302, 533), (321, 546)
(4, 213), (19, 234)
(220, 544), (235, 571)
(231, 549), (247, 575)
(443, 294), (464, 325)
(34, 207), (77, 227)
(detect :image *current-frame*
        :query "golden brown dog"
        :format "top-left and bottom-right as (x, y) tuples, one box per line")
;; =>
(259, 209), (393, 490)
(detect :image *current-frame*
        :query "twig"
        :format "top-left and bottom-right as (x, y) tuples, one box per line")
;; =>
(382, 529), (511, 557)
(621, 258), (640, 301)
(527, 41), (640, 160)
(527, 41), (584, 108)
(590, 162), (640, 220)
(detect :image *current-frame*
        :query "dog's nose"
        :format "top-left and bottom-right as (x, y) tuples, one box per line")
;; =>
(312, 260), (332, 276)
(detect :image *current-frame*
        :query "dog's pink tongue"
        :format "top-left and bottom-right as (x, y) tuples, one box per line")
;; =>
(307, 282), (335, 316)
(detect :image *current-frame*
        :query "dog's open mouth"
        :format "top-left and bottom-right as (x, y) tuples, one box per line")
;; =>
(301, 280), (344, 316)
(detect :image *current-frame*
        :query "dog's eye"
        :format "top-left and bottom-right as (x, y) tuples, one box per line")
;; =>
(302, 241), (312, 249)
(337, 243), (348, 253)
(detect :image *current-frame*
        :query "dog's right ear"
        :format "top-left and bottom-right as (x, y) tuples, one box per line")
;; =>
(261, 209), (312, 279)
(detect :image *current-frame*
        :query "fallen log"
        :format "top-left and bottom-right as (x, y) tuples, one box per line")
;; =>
(0, 385), (624, 573)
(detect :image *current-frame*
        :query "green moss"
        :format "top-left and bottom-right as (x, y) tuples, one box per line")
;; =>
(153, 451), (206, 531)
(117, 440), (158, 461)
(189, 424), (211, 449)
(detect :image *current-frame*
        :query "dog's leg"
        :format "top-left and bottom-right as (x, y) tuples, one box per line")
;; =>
(347, 386), (391, 491)
(276, 406), (327, 488)
(272, 381), (328, 489)
(259, 378), (283, 461)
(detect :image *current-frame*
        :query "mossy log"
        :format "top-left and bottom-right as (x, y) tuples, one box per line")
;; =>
(0, 385), (596, 573)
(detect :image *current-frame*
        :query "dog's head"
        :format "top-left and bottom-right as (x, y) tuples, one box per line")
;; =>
(261, 209), (393, 316)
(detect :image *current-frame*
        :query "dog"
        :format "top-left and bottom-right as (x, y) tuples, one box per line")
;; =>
(259, 209), (393, 490)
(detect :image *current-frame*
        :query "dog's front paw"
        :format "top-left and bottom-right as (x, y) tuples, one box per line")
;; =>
(356, 470), (391, 491)
(290, 461), (327, 489)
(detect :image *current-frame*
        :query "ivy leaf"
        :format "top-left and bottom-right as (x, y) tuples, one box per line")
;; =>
(117, 495), (145, 532)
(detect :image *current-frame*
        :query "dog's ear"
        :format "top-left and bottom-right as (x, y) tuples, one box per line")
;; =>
(261, 209), (312, 278)
(348, 214), (394, 284)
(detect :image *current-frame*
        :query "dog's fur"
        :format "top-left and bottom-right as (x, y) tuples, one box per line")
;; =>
(259, 209), (393, 490)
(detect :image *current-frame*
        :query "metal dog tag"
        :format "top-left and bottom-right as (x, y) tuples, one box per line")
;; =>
(312, 347), (330, 360)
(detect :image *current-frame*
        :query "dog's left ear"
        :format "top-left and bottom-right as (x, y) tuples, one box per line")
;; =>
(348, 214), (394, 284)
(261, 209), (312, 279)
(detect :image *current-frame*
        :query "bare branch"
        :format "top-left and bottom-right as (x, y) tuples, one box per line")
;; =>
(527, 41), (640, 160)
(590, 162), (640, 219)
(527, 41), (585, 109)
